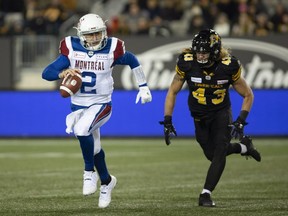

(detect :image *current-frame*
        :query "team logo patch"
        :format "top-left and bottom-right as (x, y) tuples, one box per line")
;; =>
(95, 54), (108, 59)
(205, 76), (211, 80)
(88, 51), (94, 57)
(217, 80), (228, 84)
(74, 52), (86, 59)
(191, 77), (202, 83)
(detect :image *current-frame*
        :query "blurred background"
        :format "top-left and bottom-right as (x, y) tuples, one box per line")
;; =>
(0, 0), (287, 138)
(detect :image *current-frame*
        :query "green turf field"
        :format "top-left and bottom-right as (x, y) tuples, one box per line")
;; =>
(0, 138), (287, 216)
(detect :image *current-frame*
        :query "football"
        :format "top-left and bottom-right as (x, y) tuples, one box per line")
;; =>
(59, 73), (82, 98)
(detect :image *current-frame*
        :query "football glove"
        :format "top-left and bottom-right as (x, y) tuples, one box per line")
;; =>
(159, 116), (177, 145)
(229, 117), (248, 139)
(135, 86), (152, 104)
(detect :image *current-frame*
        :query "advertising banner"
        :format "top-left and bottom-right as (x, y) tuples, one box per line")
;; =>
(112, 35), (288, 90)
(0, 90), (287, 137)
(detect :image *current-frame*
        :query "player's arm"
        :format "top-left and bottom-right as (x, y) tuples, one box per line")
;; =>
(232, 76), (254, 112)
(159, 73), (185, 145)
(113, 39), (152, 104)
(165, 73), (185, 116)
(229, 58), (254, 112)
(113, 51), (147, 86)
(112, 39), (146, 86)
(230, 76), (254, 138)
(42, 55), (71, 81)
(42, 37), (78, 81)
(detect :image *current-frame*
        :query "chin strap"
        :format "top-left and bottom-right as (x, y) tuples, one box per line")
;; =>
(199, 61), (214, 68)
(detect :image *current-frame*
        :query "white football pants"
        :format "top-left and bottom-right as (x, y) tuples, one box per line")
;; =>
(66, 103), (112, 155)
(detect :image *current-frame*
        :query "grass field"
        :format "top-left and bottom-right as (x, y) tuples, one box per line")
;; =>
(0, 138), (287, 216)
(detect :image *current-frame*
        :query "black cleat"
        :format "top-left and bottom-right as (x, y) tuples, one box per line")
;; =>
(240, 136), (261, 162)
(199, 193), (216, 207)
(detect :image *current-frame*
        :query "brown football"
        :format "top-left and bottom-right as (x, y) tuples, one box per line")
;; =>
(59, 73), (82, 98)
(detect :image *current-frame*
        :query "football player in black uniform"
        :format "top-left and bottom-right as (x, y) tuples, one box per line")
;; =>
(160, 29), (261, 207)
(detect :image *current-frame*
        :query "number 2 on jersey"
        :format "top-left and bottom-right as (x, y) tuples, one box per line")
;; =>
(81, 71), (96, 94)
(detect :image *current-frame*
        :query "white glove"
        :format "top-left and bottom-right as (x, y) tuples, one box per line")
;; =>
(135, 86), (152, 104)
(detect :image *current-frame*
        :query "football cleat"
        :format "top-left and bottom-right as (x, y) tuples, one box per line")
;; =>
(98, 175), (117, 208)
(240, 136), (261, 162)
(199, 193), (216, 207)
(83, 171), (98, 196)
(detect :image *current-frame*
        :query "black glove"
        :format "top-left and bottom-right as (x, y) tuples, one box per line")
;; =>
(159, 116), (177, 145)
(229, 117), (248, 139)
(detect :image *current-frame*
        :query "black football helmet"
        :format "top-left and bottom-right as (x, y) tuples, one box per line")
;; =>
(192, 29), (221, 67)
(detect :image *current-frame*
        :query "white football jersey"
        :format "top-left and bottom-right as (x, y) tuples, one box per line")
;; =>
(60, 36), (125, 106)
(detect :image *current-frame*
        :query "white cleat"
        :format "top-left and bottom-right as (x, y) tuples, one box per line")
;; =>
(98, 175), (117, 208)
(83, 171), (98, 196)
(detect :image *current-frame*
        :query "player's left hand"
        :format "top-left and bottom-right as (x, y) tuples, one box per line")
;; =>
(159, 116), (177, 145)
(229, 118), (248, 139)
(135, 86), (152, 104)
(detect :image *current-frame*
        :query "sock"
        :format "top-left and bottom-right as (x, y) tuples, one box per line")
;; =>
(201, 189), (211, 195)
(78, 135), (95, 171)
(227, 143), (242, 155)
(240, 143), (247, 154)
(94, 149), (110, 185)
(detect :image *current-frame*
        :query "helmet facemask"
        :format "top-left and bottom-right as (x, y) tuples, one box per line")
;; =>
(74, 14), (107, 51)
(192, 29), (221, 68)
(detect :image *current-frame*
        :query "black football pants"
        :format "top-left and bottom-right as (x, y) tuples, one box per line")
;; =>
(193, 108), (240, 192)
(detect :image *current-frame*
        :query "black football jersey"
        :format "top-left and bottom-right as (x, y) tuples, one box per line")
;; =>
(176, 52), (242, 118)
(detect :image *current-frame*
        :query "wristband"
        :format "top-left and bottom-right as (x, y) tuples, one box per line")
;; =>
(164, 115), (172, 123)
(132, 66), (147, 86)
(237, 110), (249, 123)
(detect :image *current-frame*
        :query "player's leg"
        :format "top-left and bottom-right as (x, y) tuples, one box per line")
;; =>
(73, 103), (112, 196)
(198, 109), (231, 207)
(227, 137), (261, 161)
(194, 117), (216, 207)
(92, 129), (110, 184)
(239, 135), (261, 161)
(84, 104), (117, 208)
(225, 108), (261, 161)
(78, 134), (99, 195)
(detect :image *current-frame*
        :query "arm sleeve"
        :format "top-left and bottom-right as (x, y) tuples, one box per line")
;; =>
(113, 50), (148, 86)
(112, 51), (140, 69)
(42, 55), (70, 81)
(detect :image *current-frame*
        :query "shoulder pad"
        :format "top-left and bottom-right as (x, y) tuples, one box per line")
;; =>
(59, 37), (70, 56)
(175, 53), (194, 78)
(113, 38), (125, 60)
(220, 56), (242, 81)
(221, 55), (240, 67)
(177, 53), (193, 71)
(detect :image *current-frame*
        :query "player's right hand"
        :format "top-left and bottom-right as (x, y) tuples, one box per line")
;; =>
(159, 116), (177, 145)
(59, 69), (81, 79)
(229, 118), (247, 139)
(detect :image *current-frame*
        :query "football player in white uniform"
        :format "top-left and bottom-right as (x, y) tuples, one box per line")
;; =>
(42, 13), (152, 208)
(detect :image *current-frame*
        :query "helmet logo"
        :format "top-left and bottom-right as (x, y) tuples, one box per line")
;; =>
(210, 34), (220, 48)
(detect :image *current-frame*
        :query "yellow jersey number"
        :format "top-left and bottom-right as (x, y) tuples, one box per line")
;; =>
(192, 88), (226, 105)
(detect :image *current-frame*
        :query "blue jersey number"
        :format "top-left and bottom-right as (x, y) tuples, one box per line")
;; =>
(81, 72), (96, 94)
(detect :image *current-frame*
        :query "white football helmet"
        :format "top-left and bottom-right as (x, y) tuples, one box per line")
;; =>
(75, 14), (107, 51)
